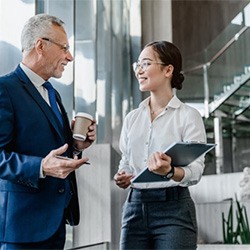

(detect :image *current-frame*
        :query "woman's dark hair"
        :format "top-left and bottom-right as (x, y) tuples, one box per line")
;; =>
(144, 40), (184, 90)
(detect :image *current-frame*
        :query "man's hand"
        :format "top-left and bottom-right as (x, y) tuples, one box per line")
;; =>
(72, 120), (97, 151)
(42, 144), (89, 179)
(114, 171), (134, 189)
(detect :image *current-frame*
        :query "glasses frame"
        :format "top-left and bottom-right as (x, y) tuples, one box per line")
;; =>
(132, 60), (166, 73)
(41, 37), (70, 53)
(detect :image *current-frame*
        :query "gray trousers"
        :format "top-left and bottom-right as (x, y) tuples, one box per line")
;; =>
(120, 187), (197, 250)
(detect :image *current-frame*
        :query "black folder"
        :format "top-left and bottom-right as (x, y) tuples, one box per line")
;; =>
(131, 142), (216, 185)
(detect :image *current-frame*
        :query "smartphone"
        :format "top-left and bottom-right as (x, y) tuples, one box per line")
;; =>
(55, 155), (90, 165)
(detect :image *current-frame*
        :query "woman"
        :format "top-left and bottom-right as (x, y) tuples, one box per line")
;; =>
(114, 41), (206, 249)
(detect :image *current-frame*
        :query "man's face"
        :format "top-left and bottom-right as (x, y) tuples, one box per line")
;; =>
(41, 25), (73, 80)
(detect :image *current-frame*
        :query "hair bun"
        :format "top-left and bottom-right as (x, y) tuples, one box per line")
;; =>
(178, 73), (184, 84)
(173, 72), (184, 90)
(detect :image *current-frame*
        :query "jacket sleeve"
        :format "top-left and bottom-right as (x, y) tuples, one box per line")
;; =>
(0, 82), (42, 188)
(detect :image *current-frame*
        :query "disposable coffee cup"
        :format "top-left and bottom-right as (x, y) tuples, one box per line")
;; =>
(73, 112), (93, 141)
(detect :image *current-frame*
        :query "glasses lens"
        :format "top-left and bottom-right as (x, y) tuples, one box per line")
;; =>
(132, 62), (138, 72)
(63, 45), (70, 53)
(132, 61), (151, 72)
(141, 61), (148, 71)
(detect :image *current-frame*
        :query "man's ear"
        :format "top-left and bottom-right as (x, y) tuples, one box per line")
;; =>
(165, 64), (174, 78)
(34, 39), (45, 54)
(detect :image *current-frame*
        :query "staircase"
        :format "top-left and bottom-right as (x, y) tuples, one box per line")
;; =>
(209, 67), (250, 121)
(179, 4), (250, 173)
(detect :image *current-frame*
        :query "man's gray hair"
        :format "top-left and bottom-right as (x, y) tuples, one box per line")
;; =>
(21, 13), (64, 52)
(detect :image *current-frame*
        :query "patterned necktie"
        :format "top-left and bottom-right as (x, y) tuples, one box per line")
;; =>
(43, 81), (63, 127)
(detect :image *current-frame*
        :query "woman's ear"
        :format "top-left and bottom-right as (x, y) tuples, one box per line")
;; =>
(164, 64), (174, 78)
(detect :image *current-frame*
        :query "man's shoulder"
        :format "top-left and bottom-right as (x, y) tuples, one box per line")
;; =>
(0, 66), (22, 87)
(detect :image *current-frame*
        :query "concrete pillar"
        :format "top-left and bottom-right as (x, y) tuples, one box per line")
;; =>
(141, 0), (172, 45)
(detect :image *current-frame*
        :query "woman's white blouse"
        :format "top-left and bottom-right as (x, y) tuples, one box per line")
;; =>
(118, 95), (207, 188)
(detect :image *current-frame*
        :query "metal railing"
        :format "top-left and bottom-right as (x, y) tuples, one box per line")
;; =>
(182, 26), (249, 118)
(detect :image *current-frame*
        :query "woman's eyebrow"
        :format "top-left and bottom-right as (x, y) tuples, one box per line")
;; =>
(138, 58), (154, 62)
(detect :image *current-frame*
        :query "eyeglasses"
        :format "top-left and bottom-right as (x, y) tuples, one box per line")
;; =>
(132, 60), (166, 73)
(42, 37), (70, 53)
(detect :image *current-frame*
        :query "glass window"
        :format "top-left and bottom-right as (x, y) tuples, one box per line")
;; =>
(0, 0), (35, 76)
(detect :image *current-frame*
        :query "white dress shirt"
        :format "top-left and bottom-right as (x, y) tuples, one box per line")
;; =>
(20, 63), (50, 105)
(118, 95), (207, 188)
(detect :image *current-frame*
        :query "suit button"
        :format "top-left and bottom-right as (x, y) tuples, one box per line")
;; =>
(58, 188), (65, 193)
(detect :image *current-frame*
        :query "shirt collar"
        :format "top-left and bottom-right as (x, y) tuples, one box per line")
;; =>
(167, 95), (182, 109)
(139, 95), (182, 110)
(20, 63), (46, 87)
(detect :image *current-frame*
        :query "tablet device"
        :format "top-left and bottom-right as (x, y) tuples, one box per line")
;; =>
(163, 141), (216, 167)
(131, 142), (216, 187)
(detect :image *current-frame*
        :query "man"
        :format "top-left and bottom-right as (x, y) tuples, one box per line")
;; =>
(0, 14), (96, 249)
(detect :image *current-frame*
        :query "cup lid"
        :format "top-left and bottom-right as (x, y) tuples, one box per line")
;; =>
(75, 112), (93, 121)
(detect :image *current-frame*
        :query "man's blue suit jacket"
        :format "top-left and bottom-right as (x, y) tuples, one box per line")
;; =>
(0, 65), (79, 243)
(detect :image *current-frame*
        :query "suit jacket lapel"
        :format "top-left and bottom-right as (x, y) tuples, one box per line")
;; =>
(15, 66), (65, 142)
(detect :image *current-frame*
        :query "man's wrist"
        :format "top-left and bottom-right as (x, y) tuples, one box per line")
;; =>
(40, 160), (46, 178)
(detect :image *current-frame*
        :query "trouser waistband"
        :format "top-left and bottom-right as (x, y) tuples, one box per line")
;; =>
(127, 186), (190, 202)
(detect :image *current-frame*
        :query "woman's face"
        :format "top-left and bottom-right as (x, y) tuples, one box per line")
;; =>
(134, 46), (171, 92)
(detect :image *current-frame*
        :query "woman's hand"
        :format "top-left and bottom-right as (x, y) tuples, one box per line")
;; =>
(147, 152), (172, 176)
(148, 152), (185, 181)
(114, 171), (134, 189)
